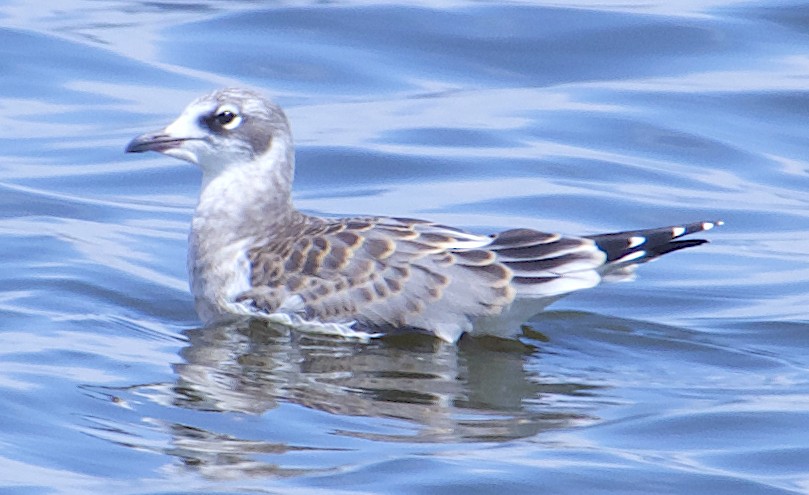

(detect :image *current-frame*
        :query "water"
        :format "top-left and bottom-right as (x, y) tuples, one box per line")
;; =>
(2, 1), (809, 493)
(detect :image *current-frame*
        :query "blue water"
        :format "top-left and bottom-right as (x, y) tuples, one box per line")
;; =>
(2, 1), (809, 493)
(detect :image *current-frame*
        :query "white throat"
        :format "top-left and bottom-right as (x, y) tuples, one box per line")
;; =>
(192, 136), (296, 253)
(187, 138), (297, 321)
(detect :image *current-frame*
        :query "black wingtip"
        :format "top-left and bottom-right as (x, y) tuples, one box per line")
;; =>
(589, 220), (721, 265)
(650, 238), (709, 257)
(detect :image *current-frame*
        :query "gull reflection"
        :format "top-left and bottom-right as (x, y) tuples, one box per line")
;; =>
(82, 318), (610, 480)
(172, 320), (599, 445)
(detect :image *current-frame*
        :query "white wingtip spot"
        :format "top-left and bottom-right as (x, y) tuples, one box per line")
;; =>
(628, 236), (646, 248)
(702, 221), (716, 231)
(672, 226), (686, 237)
(614, 249), (646, 264)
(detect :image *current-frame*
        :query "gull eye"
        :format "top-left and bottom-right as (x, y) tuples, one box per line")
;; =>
(216, 111), (236, 125)
(211, 105), (242, 131)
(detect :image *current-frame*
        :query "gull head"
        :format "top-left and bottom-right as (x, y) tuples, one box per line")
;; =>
(125, 88), (292, 178)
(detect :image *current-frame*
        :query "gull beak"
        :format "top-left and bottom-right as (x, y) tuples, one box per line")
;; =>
(126, 100), (213, 164)
(125, 125), (203, 165)
(125, 131), (186, 154)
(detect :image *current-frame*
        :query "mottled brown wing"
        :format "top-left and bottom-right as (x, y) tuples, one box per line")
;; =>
(237, 216), (608, 337)
(237, 217), (516, 331)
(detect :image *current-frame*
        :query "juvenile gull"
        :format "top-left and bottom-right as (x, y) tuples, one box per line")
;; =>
(126, 88), (722, 342)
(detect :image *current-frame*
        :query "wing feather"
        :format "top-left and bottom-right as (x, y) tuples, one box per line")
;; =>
(237, 216), (610, 335)
(234, 215), (720, 339)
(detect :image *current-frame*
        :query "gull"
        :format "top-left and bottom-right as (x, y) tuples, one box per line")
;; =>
(126, 88), (721, 342)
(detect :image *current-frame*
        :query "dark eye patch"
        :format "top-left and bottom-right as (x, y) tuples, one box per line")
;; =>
(198, 102), (272, 157)
(203, 106), (243, 133)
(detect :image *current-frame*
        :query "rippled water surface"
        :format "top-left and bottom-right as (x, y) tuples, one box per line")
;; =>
(2, 1), (809, 493)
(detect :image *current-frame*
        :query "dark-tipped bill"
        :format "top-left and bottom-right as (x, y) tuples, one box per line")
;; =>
(125, 132), (187, 153)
